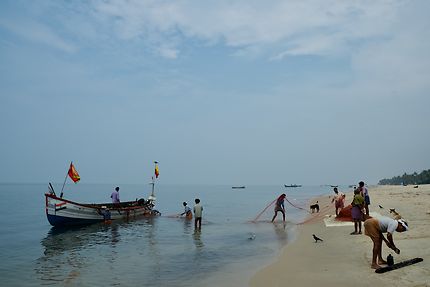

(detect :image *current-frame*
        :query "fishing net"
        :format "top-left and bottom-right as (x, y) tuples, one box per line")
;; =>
(250, 199), (277, 222)
(335, 205), (371, 221)
(336, 205), (353, 221)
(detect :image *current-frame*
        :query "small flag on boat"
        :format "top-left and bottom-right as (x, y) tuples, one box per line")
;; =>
(154, 162), (159, 178)
(68, 162), (80, 183)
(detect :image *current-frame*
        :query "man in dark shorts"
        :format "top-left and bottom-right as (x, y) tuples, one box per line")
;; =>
(359, 181), (370, 216)
(271, 194), (286, 222)
(193, 198), (203, 229)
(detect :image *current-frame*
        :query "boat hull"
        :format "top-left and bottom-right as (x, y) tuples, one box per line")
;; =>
(284, 184), (302, 188)
(45, 193), (159, 227)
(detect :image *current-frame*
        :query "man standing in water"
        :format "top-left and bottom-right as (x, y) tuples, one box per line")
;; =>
(193, 198), (203, 230)
(181, 201), (193, 219)
(271, 194), (286, 222)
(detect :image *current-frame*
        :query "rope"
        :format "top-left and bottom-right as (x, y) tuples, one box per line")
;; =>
(250, 196), (312, 223)
(250, 199), (277, 222)
(285, 197), (311, 213)
(295, 204), (331, 225)
(164, 214), (181, 218)
(250, 195), (335, 225)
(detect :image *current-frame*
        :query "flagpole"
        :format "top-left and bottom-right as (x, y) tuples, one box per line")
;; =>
(149, 161), (158, 201)
(151, 176), (155, 197)
(60, 161), (71, 198)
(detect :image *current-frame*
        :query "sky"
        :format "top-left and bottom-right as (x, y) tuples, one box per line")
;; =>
(1, 0), (429, 186)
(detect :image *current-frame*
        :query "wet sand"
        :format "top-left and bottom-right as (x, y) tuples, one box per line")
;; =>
(250, 185), (430, 287)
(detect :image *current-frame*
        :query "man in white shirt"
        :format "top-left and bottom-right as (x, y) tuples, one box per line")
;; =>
(364, 216), (409, 269)
(111, 186), (120, 204)
(181, 201), (193, 219)
(193, 198), (203, 230)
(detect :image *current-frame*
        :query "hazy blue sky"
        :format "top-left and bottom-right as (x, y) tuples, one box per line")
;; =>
(1, 0), (429, 185)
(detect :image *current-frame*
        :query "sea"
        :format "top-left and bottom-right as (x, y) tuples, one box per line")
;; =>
(0, 183), (332, 286)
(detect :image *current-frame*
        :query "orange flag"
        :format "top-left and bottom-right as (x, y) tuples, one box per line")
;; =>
(154, 162), (159, 178)
(68, 162), (80, 183)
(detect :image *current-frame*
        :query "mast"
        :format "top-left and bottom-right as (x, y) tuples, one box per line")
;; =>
(149, 176), (155, 199)
(148, 161), (158, 201)
(60, 161), (72, 198)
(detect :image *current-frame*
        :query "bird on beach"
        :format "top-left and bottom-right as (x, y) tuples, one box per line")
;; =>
(313, 234), (323, 243)
(379, 205), (384, 209)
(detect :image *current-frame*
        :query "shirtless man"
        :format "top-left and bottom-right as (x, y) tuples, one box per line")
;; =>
(363, 216), (408, 269)
(271, 194), (286, 222)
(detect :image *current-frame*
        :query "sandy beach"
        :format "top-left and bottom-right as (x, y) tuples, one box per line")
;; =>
(250, 185), (430, 287)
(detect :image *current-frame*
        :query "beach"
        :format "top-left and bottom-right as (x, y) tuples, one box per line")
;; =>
(251, 185), (430, 287)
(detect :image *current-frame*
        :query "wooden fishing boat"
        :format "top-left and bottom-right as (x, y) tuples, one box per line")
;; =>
(46, 162), (161, 227)
(232, 186), (246, 189)
(45, 192), (160, 227)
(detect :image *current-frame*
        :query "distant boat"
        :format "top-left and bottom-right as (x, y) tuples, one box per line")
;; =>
(330, 185), (338, 188)
(284, 184), (302, 188)
(232, 186), (246, 189)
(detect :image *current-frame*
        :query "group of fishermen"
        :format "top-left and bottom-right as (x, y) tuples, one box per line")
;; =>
(100, 186), (204, 230)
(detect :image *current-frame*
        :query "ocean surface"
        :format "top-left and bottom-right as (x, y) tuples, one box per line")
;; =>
(0, 183), (332, 286)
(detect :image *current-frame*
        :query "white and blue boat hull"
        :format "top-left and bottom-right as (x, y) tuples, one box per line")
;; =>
(45, 193), (159, 227)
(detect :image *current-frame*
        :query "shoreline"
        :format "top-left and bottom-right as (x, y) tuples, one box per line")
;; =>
(250, 185), (430, 287)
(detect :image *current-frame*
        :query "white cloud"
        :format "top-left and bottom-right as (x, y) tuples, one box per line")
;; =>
(3, 0), (408, 60)
(349, 0), (430, 98)
(157, 46), (179, 59)
(0, 17), (77, 53)
(90, 0), (406, 59)
(270, 34), (341, 59)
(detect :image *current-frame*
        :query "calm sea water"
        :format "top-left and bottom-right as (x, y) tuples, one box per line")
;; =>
(0, 183), (331, 286)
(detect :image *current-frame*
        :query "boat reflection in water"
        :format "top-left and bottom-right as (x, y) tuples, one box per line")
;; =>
(35, 218), (159, 286)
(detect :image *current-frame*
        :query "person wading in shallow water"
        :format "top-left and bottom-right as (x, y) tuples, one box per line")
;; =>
(193, 198), (203, 230)
(181, 201), (193, 219)
(271, 194), (286, 223)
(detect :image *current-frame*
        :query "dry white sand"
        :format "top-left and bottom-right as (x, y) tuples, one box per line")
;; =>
(250, 185), (430, 287)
